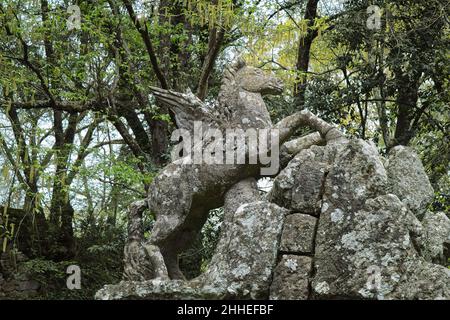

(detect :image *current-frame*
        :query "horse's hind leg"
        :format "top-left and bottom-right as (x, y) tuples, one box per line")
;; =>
(150, 206), (209, 280)
(148, 213), (187, 279)
(147, 163), (211, 280)
(160, 246), (186, 280)
(150, 231), (188, 280)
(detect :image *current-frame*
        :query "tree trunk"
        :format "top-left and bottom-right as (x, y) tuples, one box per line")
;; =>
(391, 71), (421, 148)
(294, 0), (319, 108)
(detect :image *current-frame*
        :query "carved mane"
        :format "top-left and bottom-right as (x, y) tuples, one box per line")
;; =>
(217, 58), (247, 117)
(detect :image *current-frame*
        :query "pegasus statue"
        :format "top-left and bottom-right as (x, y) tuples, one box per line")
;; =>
(123, 59), (344, 281)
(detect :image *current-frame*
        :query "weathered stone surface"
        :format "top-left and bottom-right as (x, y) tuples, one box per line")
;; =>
(322, 139), (388, 211)
(279, 132), (325, 168)
(198, 201), (287, 299)
(269, 145), (333, 214)
(385, 146), (434, 217)
(96, 201), (288, 300)
(420, 211), (450, 265)
(96, 279), (222, 300)
(270, 255), (312, 300)
(123, 201), (169, 281)
(314, 193), (450, 300)
(310, 139), (450, 300)
(280, 214), (317, 254)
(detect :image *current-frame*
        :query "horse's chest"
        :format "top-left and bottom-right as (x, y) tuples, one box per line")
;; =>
(233, 95), (272, 129)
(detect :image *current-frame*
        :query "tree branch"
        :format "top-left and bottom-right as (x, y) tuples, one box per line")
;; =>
(122, 0), (169, 89)
(196, 27), (226, 100)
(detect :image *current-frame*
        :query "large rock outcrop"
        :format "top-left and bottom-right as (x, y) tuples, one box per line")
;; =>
(420, 211), (450, 265)
(96, 138), (450, 300)
(270, 139), (450, 300)
(385, 146), (434, 218)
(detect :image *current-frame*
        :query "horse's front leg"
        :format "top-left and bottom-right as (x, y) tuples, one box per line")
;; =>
(279, 132), (325, 168)
(275, 110), (344, 144)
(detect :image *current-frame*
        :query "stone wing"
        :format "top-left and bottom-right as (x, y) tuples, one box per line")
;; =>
(149, 86), (221, 131)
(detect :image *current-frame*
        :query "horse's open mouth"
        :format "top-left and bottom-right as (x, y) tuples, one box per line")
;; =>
(262, 82), (284, 95)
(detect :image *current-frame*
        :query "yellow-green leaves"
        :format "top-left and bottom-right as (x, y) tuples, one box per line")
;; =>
(180, 0), (235, 29)
(2, 164), (10, 180)
(312, 16), (329, 38)
(0, 207), (15, 253)
(152, 113), (172, 124)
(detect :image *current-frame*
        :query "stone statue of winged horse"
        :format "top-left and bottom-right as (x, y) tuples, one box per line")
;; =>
(123, 58), (343, 281)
